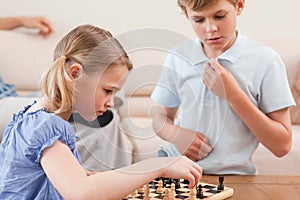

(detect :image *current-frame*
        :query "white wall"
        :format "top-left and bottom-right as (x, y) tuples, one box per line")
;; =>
(1, 0), (300, 38)
(1, 0), (299, 83)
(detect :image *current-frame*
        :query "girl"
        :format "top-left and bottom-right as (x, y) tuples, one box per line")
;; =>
(0, 24), (202, 199)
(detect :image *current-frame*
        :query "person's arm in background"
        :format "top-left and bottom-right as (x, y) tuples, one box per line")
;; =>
(0, 16), (54, 37)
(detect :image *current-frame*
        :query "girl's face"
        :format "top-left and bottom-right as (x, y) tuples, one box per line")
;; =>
(186, 0), (244, 58)
(74, 64), (129, 121)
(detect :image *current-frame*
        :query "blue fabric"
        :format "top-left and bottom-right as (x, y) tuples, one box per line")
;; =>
(0, 75), (18, 99)
(0, 102), (82, 199)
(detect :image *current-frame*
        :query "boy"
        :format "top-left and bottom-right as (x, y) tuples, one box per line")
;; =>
(151, 0), (295, 174)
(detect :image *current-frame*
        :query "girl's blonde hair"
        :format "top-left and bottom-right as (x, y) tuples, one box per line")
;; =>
(42, 24), (132, 114)
(178, 0), (239, 15)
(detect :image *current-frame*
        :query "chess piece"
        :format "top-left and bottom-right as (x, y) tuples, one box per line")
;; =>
(170, 183), (176, 199)
(174, 179), (181, 189)
(163, 188), (170, 200)
(144, 184), (150, 200)
(188, 187), (197, 200)
(196, 184), (204, 199)
(157, 179), (164, 194)
(218, 176), (224, 191)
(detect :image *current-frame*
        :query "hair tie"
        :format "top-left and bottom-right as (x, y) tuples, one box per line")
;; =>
(61, 55), (67, 60)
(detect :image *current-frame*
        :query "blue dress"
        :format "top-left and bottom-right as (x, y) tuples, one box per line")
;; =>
(0, 102), (81, 199)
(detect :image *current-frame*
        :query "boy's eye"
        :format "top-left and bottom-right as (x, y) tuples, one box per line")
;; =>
(215, 14), (225, 19)
(195, 18), (204, 23)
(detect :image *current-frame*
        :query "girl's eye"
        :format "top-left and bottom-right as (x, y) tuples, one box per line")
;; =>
(104, 89), (113, 94)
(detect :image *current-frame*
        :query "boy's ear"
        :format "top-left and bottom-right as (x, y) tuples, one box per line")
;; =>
(68, 63), (83, 79)
(236, 0), (245, 15)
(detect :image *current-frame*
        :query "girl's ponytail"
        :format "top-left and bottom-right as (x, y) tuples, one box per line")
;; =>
(42, 55), (74, 114)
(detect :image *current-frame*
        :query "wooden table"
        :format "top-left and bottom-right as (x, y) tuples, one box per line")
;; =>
(202, 175), (300, 199)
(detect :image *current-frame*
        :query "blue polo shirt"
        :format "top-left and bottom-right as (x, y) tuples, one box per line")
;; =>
(151, 33), (295, 174)
(0, 102), (81, 199)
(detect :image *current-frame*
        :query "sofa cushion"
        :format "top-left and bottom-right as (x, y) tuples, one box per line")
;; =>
(120, 117), (168, 163)
(0, 97), (37, 140)
(0, 30), (60, 91)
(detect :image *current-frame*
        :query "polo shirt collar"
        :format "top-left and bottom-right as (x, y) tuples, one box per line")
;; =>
(193, 30), (242, 66)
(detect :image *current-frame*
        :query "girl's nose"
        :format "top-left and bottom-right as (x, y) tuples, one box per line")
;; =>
(105, 97), (114, 108)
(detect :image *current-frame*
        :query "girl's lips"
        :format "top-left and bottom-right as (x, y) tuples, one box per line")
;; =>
(97, 111), (105, 116)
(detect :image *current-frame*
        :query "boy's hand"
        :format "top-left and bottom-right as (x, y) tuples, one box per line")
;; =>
(173, 127), (213, 162)
(203, 58), (241, 102)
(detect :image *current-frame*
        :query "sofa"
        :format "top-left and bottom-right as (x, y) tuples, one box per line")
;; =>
(1, 24), (300, 175)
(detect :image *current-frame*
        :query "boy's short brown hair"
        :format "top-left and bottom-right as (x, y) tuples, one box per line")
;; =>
(178, 0), (239, 15)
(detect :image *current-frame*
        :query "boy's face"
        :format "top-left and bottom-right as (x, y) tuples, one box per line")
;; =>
(74, 64), (129, 122)
(186, 0), (244, 58)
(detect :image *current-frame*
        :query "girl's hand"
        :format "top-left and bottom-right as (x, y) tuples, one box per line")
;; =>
(159, 156), (202, 188)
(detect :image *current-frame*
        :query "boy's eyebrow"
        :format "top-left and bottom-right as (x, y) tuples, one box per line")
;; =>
(190, 9), (227, 18)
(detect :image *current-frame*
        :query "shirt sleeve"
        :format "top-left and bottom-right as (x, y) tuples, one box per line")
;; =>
(258, 51), (295, 113)
(21, 114), (77, 165)
(151, 53), (181, 107)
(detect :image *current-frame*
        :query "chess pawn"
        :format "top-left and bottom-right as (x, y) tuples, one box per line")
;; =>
(170, 183), (176, 198)
(218, 176), (225, 191)
(196, 184), (204, 199)
(156, 180), (164, 194)
(144, 184), (150, 200)
(188, 187), (197, 200)
(163, 188), (170, 200)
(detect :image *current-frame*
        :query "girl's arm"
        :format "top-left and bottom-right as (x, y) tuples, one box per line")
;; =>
(41, 140), (202, 200)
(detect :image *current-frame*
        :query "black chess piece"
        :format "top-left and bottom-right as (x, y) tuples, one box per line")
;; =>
(217, 176), (224, 191)
(196, 184), (204, 198)
(174, 179), (181, 189)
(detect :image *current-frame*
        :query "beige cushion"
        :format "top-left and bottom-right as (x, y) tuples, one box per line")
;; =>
(121, 117), (168, 163)
(0, 30), (60, 91)
(0, 97), (37, 140)
(290, 62), (300, 124)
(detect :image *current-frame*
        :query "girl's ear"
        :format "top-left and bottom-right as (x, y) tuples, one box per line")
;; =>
(68, 63), (83, 79)
(236, 0), (245, 15)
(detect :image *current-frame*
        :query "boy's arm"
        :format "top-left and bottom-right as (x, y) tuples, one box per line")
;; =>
(151, 105), (212, 161)
(229, 92), (292, 157)
(203, 59), (292, 157)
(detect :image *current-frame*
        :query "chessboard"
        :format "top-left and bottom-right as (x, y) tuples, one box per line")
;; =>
(123, 176), (233, 200)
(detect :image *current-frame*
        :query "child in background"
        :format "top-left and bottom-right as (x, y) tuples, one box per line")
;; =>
(0, 24), (202, 199)
(151, 0), (295, 175)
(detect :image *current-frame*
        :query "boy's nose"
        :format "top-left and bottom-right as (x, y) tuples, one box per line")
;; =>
(205, 21), (217, 32)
